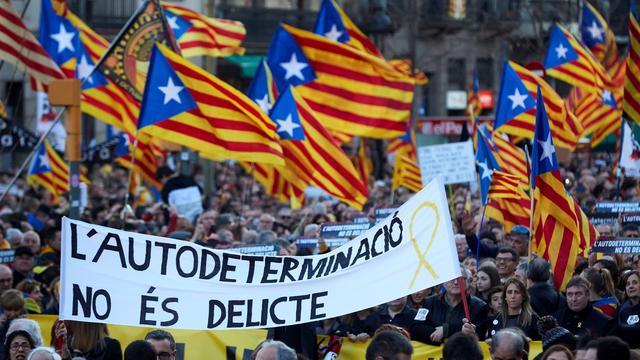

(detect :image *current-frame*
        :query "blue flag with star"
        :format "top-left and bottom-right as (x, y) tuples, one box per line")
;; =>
(164, 9), (192, 40)
(138, 45), (197, 129)
(494, 61), (536, 129)
(269, 86), (305, 141)
(314, 0), (350, 43)
(266, 26), (316, 92)
(601, 89), (618, 109)
(39, 0), (78, 67)
(532, 87), (559, 180)
(544, 25), (579, 69)
(476, 131), (501, 205)
(581, 3), (607, 49)
(29, 142), (51, 176)
(113, 132), (131, 158)
(76, 43), (107, 90)
(247, 60), (276, 114)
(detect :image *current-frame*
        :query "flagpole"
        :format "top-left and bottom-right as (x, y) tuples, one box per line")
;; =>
(614, 117), (626, 200)
(524, 144), (534, 263)
(475, 205), (487, 272)
(121, 129), (140, 226)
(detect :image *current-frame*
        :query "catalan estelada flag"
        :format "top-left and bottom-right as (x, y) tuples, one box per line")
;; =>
(532, 86), (582, 290)
(494, 60), (582, 149)
(387, 121), (417, 162)
(573, 88), (621, 139)
(313, 0), (381, 57)
(111, 132), (162, 191)
(544, 24), (611, 93)
(485, 170), (530, 233)
(266, 24), (415, 139)
(138, 44), (284, 166)
(581, 2), (609, 62)
(269, 86), (368, 209)
(391, 155), (422, 193)
(161, 3), (245, 58)
(482, 125), (529, 186)
(39, 0), (140, 135)
(28, 140), (68, 201)
(467, 70), (481, 117)
(624, 7), (640, 125)
(476, 128), (501, 205)
(353, 139), (373, 190)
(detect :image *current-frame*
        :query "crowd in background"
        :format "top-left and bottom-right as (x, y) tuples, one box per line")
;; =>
(0, 147), (638, 359)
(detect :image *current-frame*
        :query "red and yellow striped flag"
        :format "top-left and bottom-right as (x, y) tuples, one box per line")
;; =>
(573, 91), (621, 138)
(353, 139), (373, 190)
(269, 24), (416, 139)
(240, 163), (305, 208)
(139, 44), (284, 166)
(624, 10), (640, 125)
(270, 86), (368, 209)
(161, 3), (245, 58)
(485, 171), (530, 232)
(391, 155), (422, 193)
(483, 125), (529, 186)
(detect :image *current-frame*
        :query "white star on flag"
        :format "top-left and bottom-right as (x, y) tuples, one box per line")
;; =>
(280, 53), (308, 81)
(276, 114), (300, 138)
(167, 15), (180, 30)
(255, 94), (272, 113)
(586, 20), (604, 41)
(50, 23), (76, 53)
(76, 55), (94, 83)
(478, 161), (493, 180)
(555, 43), (568, 59)
(324, 25), (343, 42)
(508, 88), (529, 110)
(602, 90), (613, 103)
(38, 153), (50, 170)
(158, 77), (184, 105)
(538, 134), (556, 165)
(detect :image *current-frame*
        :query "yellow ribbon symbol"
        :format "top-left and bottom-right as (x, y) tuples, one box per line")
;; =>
(408, 201), (440, 288)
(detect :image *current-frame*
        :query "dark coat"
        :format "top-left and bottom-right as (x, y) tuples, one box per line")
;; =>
(613, 300), (640, 348)
(528, 281), (565, 317)
(554, 304), (614, 337)
(489, 312), (541, 340)
(414, 294), (490, 344)
(367, 305), (426, 340)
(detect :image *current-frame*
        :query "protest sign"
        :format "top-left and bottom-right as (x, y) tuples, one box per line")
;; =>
(587, 212), (618, 226)
(417, 141), (476, 185)
(296, 238), (349, 249)
(319, 222), (372, 239)
(0, 250), (15, 264)
(375, 208), (397, 223)
(232, 245), (278, 256)
(60, 177), (460, 330)
(594, 202), (640, 213)
(591, 238), (640, 255)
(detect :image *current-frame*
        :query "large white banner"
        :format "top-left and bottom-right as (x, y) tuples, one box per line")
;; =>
(60, 177), (460, 330)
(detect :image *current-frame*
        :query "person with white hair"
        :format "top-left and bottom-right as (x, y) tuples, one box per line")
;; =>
(252, 340), (297, 360)
(5, 229), (23, 248)
(6, 319), (44, 348)
(27, 347), (62, 360)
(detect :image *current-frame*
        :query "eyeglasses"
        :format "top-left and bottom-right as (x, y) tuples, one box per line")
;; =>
(157, 351), (173, 360)
(10, 342), (31, 351)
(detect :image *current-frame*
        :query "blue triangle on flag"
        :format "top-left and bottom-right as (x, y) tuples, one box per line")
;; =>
(601, 89), (618, 109)
(314, 0), (350, 43)
(76, 44), (107, 90)
(247, 60), (275, 114)
(581, 5), (606, 48)
(138, 45), (197, 129)
(266, 26), (316, 92)
(476, 133), (501, 205)
(532, 87), (559, 178)
(269, 87), (305, 141)
(494, 61), (536, 129)
(544, 25), (579, 69)
(29, 143), (51, 175)
(39, 0), (78, 66)
(114, 133), (131, 158)
(164, 10), (192, 40)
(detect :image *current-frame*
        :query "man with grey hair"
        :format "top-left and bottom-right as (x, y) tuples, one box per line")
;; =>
(490, 328), (528, 360)
(22, 231), (41, 255)
(253, 340), (297, 360)
(0, 265), (13, 294)
(6, 228), (23, 248)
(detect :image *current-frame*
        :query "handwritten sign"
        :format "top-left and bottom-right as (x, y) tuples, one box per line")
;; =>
(417, 141), (476, 185)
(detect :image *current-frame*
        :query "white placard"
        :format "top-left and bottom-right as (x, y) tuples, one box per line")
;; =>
(59, 178), (460, 330)
(418, 141), (476, 185)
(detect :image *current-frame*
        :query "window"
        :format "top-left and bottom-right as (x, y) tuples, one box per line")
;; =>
(447, 58), (466, 90)
(476, 58), (494, 89)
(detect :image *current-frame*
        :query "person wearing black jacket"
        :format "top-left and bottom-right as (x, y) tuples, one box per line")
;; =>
(613, 270), (640, 348)
(414, 270), (489, 344)
(527, 258), (565, 317)
(554, 276), (614, 337)
(367, 297), (427, 341)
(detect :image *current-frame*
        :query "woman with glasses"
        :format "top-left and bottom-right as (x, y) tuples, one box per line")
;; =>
(489, 278), (540, 340)
(4, 330), (34, 360)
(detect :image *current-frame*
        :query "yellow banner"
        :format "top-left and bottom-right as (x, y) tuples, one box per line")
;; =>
(31, 315), (542, 359)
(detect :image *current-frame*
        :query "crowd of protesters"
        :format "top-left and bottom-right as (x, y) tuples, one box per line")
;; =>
(0, 148), (637, 359)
